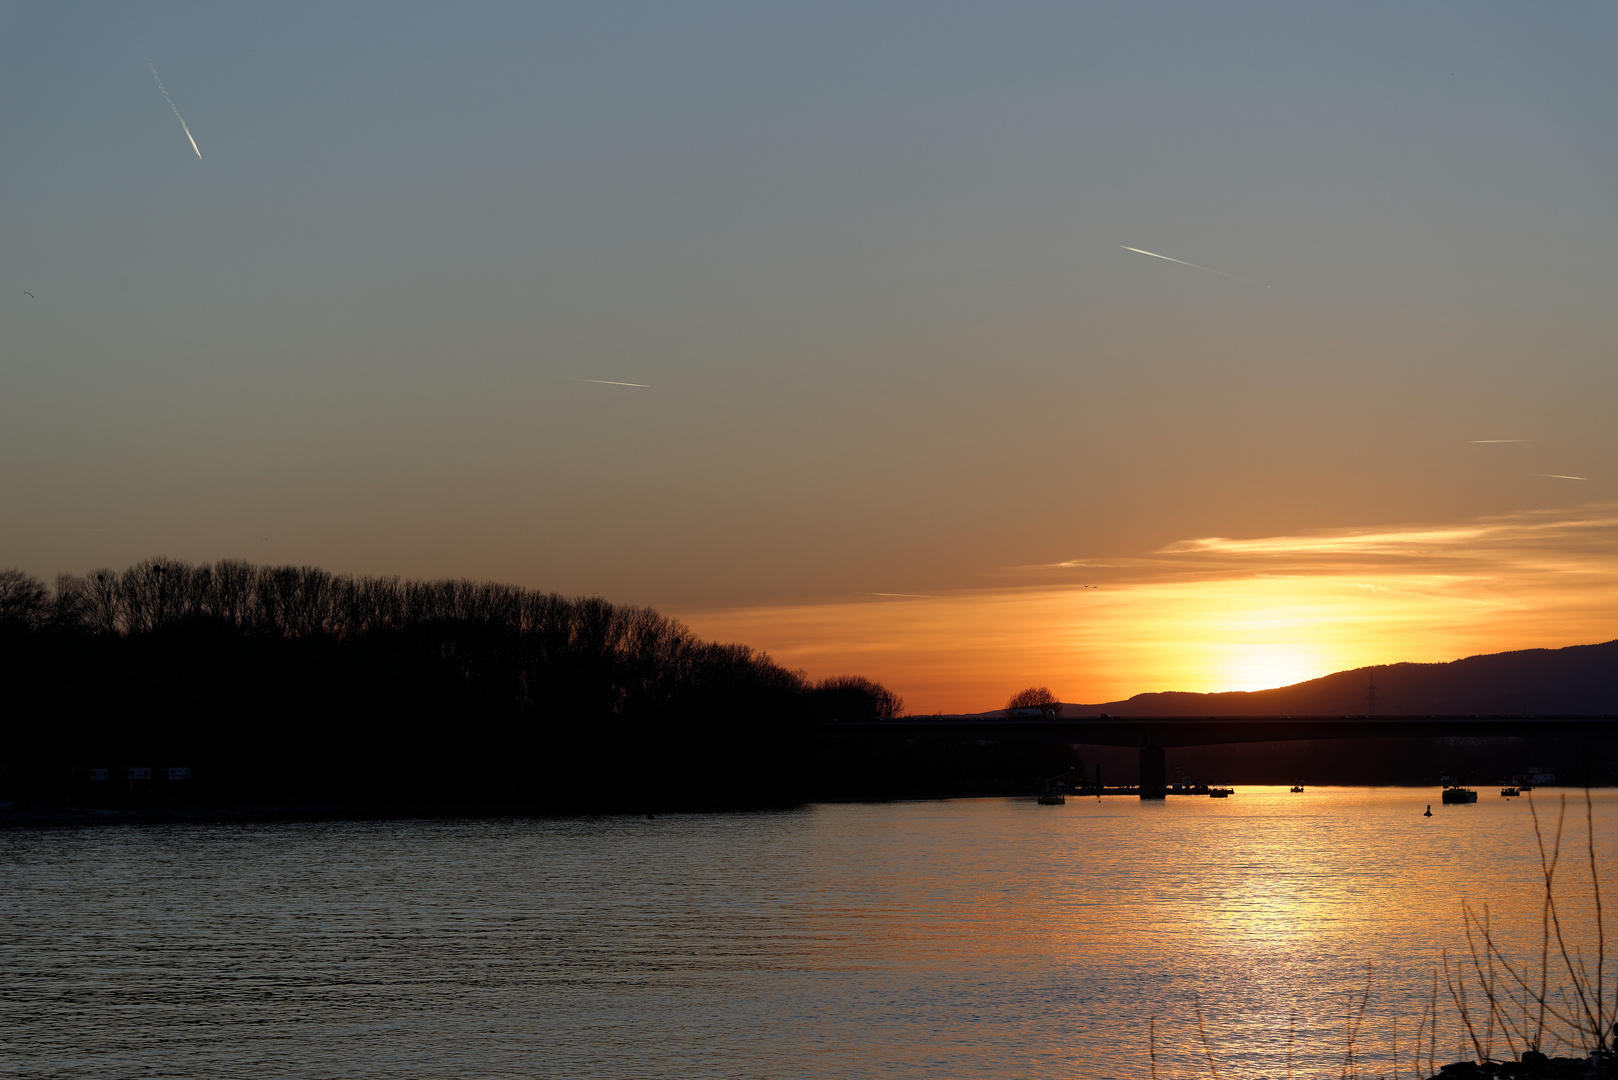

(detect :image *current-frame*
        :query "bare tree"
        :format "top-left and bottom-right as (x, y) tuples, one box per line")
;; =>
(118, 557), (190, 632)
(1007, 686), (1061, 715)
(813, 675), (903, 720)
(0, 569), (49, 630)
(83, 569), (120, 634)
(210, 559), (257, 626)
(50, 574), (91, 629)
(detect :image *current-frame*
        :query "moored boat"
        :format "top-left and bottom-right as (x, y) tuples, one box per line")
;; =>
(1037, 770), (1073, 804)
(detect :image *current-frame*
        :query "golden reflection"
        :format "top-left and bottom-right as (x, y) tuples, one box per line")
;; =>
(677, 505), (1618, 713)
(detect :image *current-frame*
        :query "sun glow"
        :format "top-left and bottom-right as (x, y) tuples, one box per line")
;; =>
(1215, 646), (1328, 694)
(677, 505), (1618, 713)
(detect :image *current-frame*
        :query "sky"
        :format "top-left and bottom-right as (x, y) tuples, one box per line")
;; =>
(3, 2), (1616, 711)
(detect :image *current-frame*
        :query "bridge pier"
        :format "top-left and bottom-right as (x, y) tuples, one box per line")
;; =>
(1139, 745), (1166, 799)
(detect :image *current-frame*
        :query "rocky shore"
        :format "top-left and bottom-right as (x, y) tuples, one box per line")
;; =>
(1428, 1051), (1615, 1079)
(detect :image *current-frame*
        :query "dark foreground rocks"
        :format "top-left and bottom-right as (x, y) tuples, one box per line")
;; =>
(1428, 1050), (1616, 1079)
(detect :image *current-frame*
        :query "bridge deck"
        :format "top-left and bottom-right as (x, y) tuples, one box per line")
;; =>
(815, 716), (1618, 748)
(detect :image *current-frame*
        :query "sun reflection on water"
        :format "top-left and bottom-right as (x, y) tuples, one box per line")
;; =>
(6, 790), (1618, 1078)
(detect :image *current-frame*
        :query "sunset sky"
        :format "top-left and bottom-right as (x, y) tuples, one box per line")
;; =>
(4, 3), (1616, 711)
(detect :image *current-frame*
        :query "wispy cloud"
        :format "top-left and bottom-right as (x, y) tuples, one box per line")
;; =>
(1091, 506), (1618, 573)
(578, 379), (650, 388)
(1159, 526), (1492, 559)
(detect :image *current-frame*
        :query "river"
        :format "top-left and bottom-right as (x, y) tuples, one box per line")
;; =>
(4, 788), (1614, 1079)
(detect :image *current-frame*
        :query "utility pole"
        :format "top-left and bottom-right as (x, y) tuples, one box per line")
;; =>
(1366, 669), (1379, 717)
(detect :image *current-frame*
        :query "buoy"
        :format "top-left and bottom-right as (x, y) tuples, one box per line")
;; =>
(1424, 805), (1432, 817)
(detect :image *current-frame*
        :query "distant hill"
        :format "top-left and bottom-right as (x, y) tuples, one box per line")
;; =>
(1052, 640), (1618, 717)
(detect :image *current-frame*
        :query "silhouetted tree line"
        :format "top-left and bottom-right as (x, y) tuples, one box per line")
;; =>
(0, 559), (910, 809)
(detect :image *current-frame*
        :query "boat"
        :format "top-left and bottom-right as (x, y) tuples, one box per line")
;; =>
(1037, 770), (1073, 804)
(1501, 787), (1520, 797)
(1208, 786), (1233, 798)
(1289, 784), (1305, 793)
(1442, 786), (1478, 804)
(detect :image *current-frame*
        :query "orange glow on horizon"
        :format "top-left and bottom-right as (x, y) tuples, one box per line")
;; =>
(676, 505), (1618, 714)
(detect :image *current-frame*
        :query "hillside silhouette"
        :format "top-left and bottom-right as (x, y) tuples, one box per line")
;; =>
(961, 643), (1618, 786)
(1060, 641), (1618, 717)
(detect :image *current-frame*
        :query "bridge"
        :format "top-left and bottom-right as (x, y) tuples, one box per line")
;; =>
(815, 716), (1618, 797)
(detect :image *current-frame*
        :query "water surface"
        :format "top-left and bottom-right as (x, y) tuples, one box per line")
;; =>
(4, 789), (1612, 1078)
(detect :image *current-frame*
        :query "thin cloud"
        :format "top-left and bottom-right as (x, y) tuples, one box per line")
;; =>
(578, 379), (650, 388)
(1162, 527), (1491, 558)
(1022, 505), (1618, 578)
(1121, 245), (1261, 286)
(137, 42), (202, 159)
(1156, 511), (1618, 564)
(860, 591), (942, 599)
(1469, 439), (1531, 444)
(1543, 475), (1588, 481)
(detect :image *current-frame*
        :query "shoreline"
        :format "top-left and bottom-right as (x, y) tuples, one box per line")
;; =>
(0, 784), (1557, 828)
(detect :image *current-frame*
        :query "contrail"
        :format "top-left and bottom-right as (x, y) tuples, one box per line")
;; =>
(138, 43), (201, 159)
(1542, 474), (1588, 481)
(579, 379), (650, 388)
(1470, 439), (1530, 444)
(1121, 245), (1260, 285)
